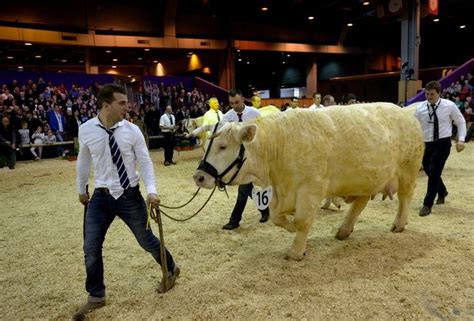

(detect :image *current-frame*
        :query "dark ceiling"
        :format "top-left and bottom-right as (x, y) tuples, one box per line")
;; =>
(0, 0), (472, 72)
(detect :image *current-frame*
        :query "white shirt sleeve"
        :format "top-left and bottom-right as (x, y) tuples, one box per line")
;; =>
(76, 126), (92, 195)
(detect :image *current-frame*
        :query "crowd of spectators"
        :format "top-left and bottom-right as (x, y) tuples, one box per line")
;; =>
(0, 77), (222, 168)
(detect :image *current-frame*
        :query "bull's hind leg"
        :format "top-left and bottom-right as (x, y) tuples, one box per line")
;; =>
(392, 173), (417, 232)
(286, 194), (320, 261)
(336, 196), (370, 240)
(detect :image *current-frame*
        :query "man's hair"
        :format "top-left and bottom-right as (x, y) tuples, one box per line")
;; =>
(97, 83), (127, 109)
(229, 88), (243, 97)
(322, 94), (335, 105)
(425, 81), (441, 93)
(312, 92), (321, 98)
(291, 97), (298, 102)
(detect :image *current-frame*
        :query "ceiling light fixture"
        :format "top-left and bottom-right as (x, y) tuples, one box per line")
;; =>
(347, 23), (353, 27)
(261, 7), (268, 11)
(113, 58), (118, 61)
(433, 18), (440, 22)
(153, 60), (158, 63)
(35, 55), (42, 58)
(106, 50), (111, 53)
(144, 48), (150, 51)
(7, 56), (14, 59)
(308, 16), (314, 20)
(138, 57), (143, 60)
(112, 65), (117, 68)
(363, 1), (370, 5)
(18, 66), (23, 69)
(459, 25), (466, 29)
(25, 43), (32, 46)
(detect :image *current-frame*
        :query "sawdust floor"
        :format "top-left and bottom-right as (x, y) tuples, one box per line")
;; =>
(1, 146), (473, 320)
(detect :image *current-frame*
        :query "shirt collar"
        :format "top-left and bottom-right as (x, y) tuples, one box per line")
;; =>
(94, 116), (125, 130)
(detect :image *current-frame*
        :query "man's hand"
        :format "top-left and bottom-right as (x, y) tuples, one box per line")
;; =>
(455, 142), (465, 152)
(185, 132), (194, 138)
(78, 193), (89, 205)
(147, 193), (161, 209)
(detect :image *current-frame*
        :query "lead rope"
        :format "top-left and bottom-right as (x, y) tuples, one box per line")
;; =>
(147, 204), (168, 291)
(157, 184), (222, 222)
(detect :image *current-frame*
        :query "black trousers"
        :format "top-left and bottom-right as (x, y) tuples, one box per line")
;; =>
(228, 183), (269, 224)
(422, 137), (451, 208)
(163, 132), (174, 162)
(0, 143), (16, 167)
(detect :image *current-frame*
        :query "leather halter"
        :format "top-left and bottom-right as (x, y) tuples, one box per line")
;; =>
(196, 122), (246, 188)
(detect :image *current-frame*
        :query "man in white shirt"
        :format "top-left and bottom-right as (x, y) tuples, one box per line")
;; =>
(414, 81), (466, 217)
(284, 97), (300, 112)
(74, 84), (179, 320)
(222, 89), (270, 230)
(308, 92), (323, 110)
(159, 105), (176, 166)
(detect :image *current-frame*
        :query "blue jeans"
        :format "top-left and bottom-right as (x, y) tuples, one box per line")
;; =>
(83, 185), (175, 298)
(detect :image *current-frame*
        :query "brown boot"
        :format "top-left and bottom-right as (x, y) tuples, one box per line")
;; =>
(157, 266), (180, 293)
(72, 298), (105, 320)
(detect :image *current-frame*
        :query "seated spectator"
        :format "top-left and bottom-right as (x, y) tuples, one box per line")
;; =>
(31, 126), (46, 160)
(44, 129), (58, 158)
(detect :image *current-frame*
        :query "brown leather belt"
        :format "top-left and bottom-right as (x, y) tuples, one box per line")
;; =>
(95, 187), (110, 194)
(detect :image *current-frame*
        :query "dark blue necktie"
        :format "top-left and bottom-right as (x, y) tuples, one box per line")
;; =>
(100, 125), (130, 189)
(430, 104), (439, 142)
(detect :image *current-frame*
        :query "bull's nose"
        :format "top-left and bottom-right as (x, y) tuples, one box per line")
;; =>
(193, 173), (205, 184)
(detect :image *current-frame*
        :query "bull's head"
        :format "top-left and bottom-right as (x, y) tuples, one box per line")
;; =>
(193, 122), (257, 189)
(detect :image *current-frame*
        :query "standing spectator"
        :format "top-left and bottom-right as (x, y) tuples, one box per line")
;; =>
(0, 116), (17, 169)
(308, 92), (324, 110)
(414, 81), (466, 216)
(145, 105), (160, 136)
(221, 89), (269, 230)
(74, 84), (179, 320)
(159, 105), (176, 166)
(322, 94), (336, 107)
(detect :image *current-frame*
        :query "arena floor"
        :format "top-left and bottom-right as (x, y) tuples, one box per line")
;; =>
(1, 146), (473, 320)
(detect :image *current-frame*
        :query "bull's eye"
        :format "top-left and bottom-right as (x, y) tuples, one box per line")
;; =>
(219, 145), (227, 150)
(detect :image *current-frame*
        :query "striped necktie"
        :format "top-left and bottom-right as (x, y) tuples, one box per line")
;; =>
(100, 125), (130, 189)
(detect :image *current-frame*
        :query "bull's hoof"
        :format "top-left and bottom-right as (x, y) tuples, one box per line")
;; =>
(336, 228), (352, 240)
(284, 250), (305, 261)
(391, 224), (405, 233)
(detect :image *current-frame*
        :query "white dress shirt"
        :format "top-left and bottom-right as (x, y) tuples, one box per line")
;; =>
(308, 104), (323, 110)
(223, 105), (260, 122)
(159, 113), (176, 132)
(414, 98), (466, 142)
(77, 117), (157, 199)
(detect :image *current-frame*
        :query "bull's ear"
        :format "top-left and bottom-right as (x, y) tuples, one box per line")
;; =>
(238, 124), (257, 143)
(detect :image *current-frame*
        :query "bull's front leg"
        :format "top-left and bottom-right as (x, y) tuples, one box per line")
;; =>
(285, 193), (320, 261)
(270, 201), (296, 233)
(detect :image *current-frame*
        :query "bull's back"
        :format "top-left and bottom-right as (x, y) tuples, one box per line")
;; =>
(253, 103), (423, 195)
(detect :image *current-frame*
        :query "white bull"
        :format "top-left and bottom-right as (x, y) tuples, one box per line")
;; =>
(193, 103), (424, 260)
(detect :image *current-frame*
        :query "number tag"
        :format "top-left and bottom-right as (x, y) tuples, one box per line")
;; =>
(252, 186), (273, 210)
